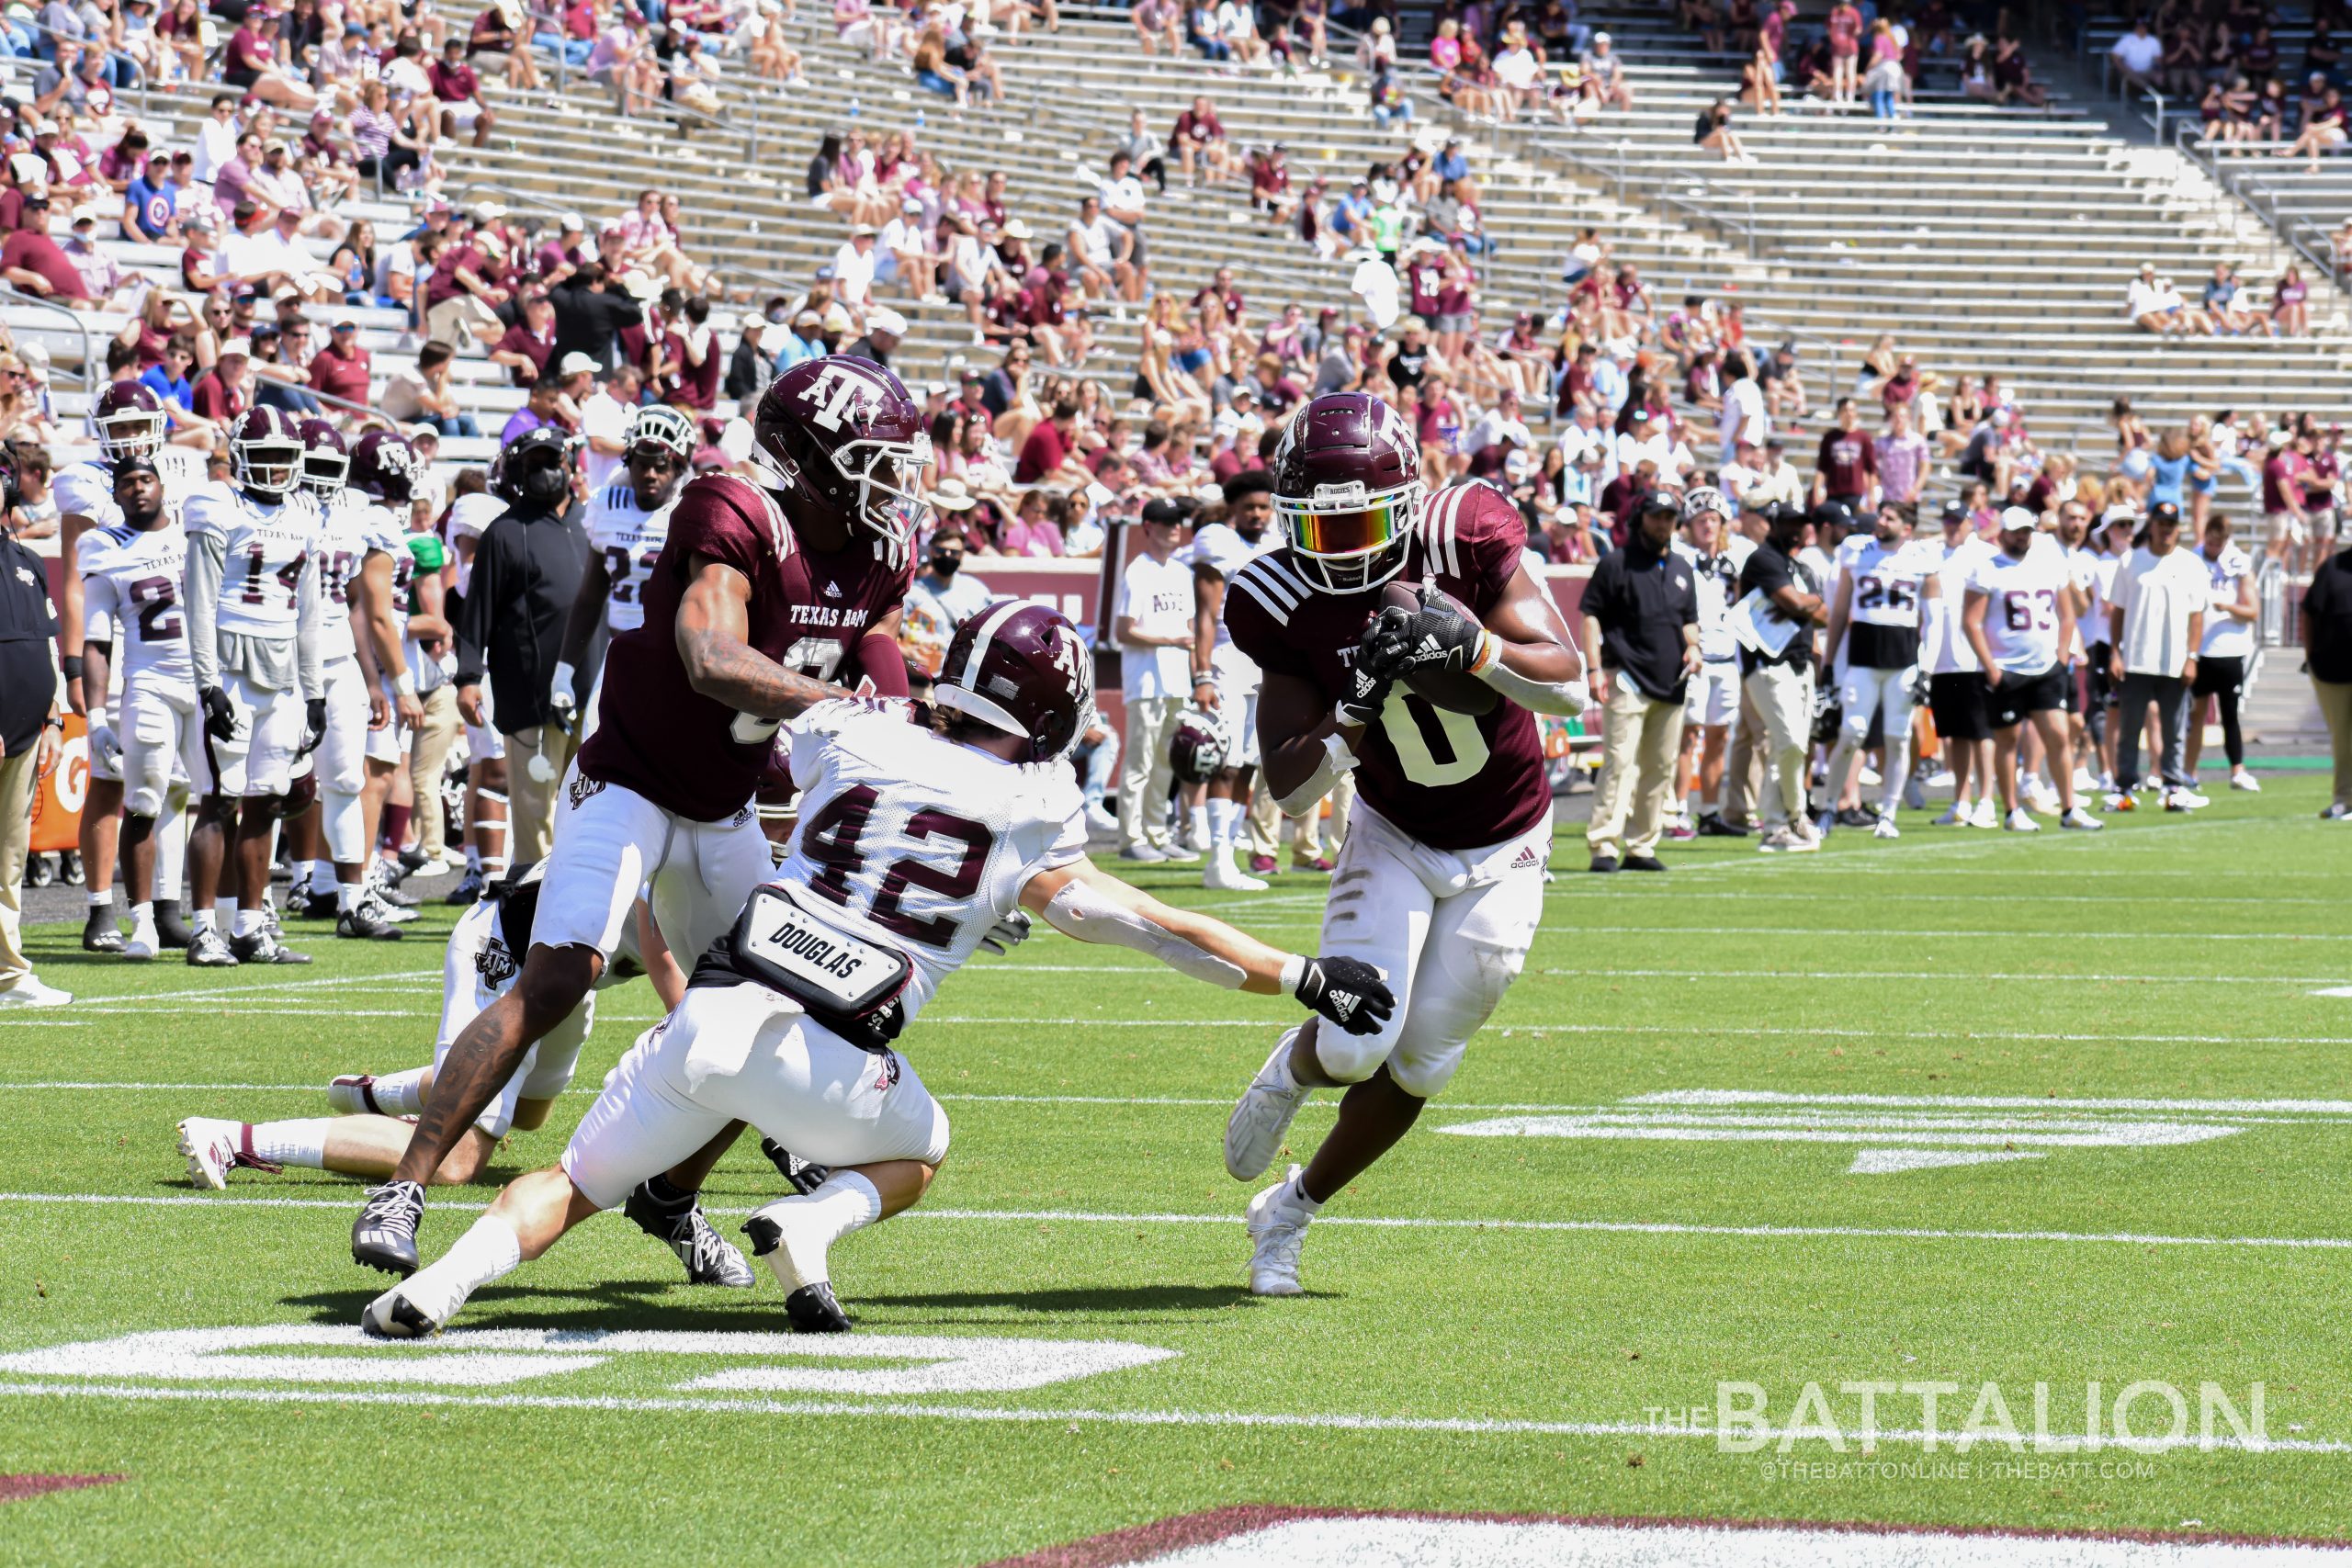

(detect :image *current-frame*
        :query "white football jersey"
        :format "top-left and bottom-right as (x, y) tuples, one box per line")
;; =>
(184, 483), (322, 640)
(1188, 520), (1275, 654)
(2198, 541), (2256, 660)
(1966, 541), (2070, 676)
(1844, 536), (1932, 628)
(776, 699), (1085, 1020)
(313, 488), (383, 662)
(1925, 536), (1995, 674)
(1671, 534), (1752, 662)
(52, 448), (205, 530)
(77, 518), (193, 687)
(585, 478), (678, 634)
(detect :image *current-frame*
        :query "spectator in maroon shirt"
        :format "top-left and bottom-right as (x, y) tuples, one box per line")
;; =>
(308, 313), (372, 406)
(1190, 265), (1245, 325)
(190, 339), (253, 423)
(1014, 398), (1091, 486)
(490, 290), (559, 386)
(1599, 458), (1661, 548)
(1169, 95), (1238, 186)
(0, 196), (94, 306)
(662, 295), (723, 412)
(1812, 397), (1880, 512)
(222, 13), (318, 114)
(429, 37), (499, 148)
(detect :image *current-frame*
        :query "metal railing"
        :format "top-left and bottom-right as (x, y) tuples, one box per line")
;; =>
(2173, 121), (2350, 290)
(0, 282), (97, 392)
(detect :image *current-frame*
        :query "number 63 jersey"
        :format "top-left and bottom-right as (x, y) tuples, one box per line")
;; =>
(1224, 482), (1551, 852)
(757, 699), (1086, 1018)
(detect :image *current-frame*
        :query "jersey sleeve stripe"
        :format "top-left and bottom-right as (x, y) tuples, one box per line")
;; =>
(1227, 570), (1293, 626)
(1234, 557), (1302, 611)
(1255, 556), (1315, 604)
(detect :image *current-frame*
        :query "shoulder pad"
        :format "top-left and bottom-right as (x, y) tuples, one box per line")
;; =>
(1227, 551), (1313, 629)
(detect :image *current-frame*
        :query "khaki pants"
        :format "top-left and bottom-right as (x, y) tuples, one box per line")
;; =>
(1720, 682), (1768, 829)
(408, 683), (461, 859)
(1587, 682), (1687, 860)
(425, 294), (503, 351)
(0, 744), (34, 988)
(1744, 662), (1815, 829)
(1117, 694), (1185, 850)
(2316, 676), (2352, 808)
(1294, 769), (1354, 863)
(504, 724), (577, 866)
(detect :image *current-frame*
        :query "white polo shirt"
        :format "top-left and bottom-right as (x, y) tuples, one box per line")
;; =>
(2109, 544), (2211, 677)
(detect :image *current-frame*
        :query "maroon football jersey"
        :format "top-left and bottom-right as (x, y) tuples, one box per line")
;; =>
(579, 473), (913, 822)
(1225, 481), (1552, 852)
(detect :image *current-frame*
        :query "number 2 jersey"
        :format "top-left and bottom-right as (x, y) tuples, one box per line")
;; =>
(1838, 535), (1936, 670)
(586, 477), (677, 635)
(706, 698), (1085, 1021)
(77, 516), (192, 691)
(1224, 481), (1552, 852)
(578, 473), (914, 823)
(59, 451), (202, 666)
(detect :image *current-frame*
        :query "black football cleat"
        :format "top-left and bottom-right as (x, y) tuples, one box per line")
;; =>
(153, 899), (194, 949)
(1587, 855), (1620, 874)
(337, 904), (405, 941)
(293, 887), (340, 919)
(760, 1137), (833, 1195)
(784, 1281), (854, 1335)
(229, 930), (311, 965)
(625, 1183), (755, 1288)
(1623, 854), (1668, 873)
(83, 908), (125, 953)
(1695, 813), (1752, 838)
(352, 1179), (425, 1275)
(444, 869), (486, 906)
(184, 928), (239, 967)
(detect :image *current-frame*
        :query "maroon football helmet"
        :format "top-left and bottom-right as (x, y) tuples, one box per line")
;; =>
(933, 599), (1093, 761)
(1168, 707), (1230, 784)
(297, 418), (347, 498)
(229, 406), (305, 498)
(751, 356), (931, 564)
(96, 382), (168, 463)
(1271, 391), (1423, 593)
(348, 430), (422, 504)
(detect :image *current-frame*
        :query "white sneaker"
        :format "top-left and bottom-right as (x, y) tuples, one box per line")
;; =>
(1244, 1165), (1311, 1297)
(1757, 827), (1815, 853)
(177, 1116), (241, 1190)
(2004, 808), (2040, 832)
(1157, 840), (1202, 864)
(1225, 1035), (1313, 1179)
(2230, 768), (2261, 793)
(1921, 767), (1956, 787)
(1203, 853), (1267, 892)
(2061, 806), (2105, 831)
(2165, 788), (2210, 812)
(123, 920), (160, 962)
(1083, 803), (1120, 834)
(1186, 818), (1213, 854)
(2072, 766), (2100, 793)
(2026, 782), (2062, 815)
(361, 1278), (452, 1339)
(0, 976), (71, 1008)
(1117, 841), (1169, 863)
(1871, 814), (1900, 840)
(1932, 805), (1967, 827)
(1858, 765), (1881, 787)
(1970, 799), (2000, 829)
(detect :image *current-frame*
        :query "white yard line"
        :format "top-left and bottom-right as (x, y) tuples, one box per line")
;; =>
(7, 1190), (2352, 1253)
(0, 1377), (2335, 1455)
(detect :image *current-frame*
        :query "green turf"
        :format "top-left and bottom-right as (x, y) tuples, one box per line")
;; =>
(5, 780), (2351, 1562)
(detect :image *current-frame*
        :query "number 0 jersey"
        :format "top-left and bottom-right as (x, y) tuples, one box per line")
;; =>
(742, 699), (1084, 1021)
(1840, 536), (1934, 670)
(586, 479), (678, 635)
(1224, 481), (1552, 852)
(183, 482), (322, 641)
(77, 518), (192, 687)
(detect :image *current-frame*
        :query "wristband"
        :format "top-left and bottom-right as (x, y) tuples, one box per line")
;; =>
(1320, 728), (1361, 773)
(1467, 629), (1503, 679)
(42, 714), (63, 730)
(1192, 673), (1216, 687)
(1278, 953), (1306, 994)
(393, 672), (417, 698)
(59, 655), (85, 680)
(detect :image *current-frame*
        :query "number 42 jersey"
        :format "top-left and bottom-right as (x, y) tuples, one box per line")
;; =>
(1224, 481), (1552, 852)
(766, 699), (1086, 1019)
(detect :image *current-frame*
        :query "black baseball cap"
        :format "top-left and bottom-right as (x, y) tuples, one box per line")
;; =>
(1141, 498), (1186, 526)
(1812, 499), (1855, 529)
(1640, 491), (1681, 518)
(2149, 500), (2182, 526)
(1939, 501), (1968, 526)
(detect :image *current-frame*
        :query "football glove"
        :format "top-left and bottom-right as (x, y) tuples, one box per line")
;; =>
(1335, 657), (1390, 729)
(198, 685), (238, 742)
(548, 659), (579, 732)
(1294, 954), (1396, 1037)
(86, 721), (121, 773)
(760, 1138), (833, 1196)
(299, 697), (329, 757)
(978, 907), (1032, 957)
(1363, 584), (1486, 679)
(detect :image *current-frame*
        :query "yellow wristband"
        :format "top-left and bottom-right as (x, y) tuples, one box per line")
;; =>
(1468, 629), (1503, 678)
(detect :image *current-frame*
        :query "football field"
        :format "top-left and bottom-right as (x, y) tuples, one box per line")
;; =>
(6, 776), (2352, 1563)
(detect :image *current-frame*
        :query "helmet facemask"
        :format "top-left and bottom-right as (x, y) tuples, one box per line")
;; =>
(300, 445), (348, 499)
(1278, 477), (1421, 593)
(234, 430), (304, 499)
(98, 405), (167, 463)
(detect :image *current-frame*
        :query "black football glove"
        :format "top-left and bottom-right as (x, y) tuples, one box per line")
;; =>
(1355, 604), (1417, 682)
(1335, 656), (1391, 728)
(1379, 584), (1487, 677)
(299, 697), (329, 757)
(760, 1138), (834, 1196)
(1294, 954), (1396, 1037)
(198, 684), (238, 742)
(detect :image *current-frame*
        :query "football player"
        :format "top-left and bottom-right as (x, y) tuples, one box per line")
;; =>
(549, 404), (695, 742)
(74, 460), (197, 960)
(1961, 507), (2102, 832)
(362, 604), (1396, 1338)
(1821, 501), (1933, 838)
(286, 420), (419, 940)
(1918, 502), (1998, 828)
(351, 357), (922, 1280)
(60, 384), (202, 953)
(1187, 469), (1279, 891)
(1218, 393), (1588, 1296)
(181, 406), (328, 966)
(348, 434), (446, 884)
(1670, 487), (1748, 836)
(178, 864), (690, 1195)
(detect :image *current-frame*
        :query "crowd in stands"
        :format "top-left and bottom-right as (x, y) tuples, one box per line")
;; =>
(2109, 4), (2352, 167)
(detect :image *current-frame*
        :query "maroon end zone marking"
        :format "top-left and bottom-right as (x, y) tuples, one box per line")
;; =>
(0, 1474), (124, 1504)
(979, 1506), (2352, 1567)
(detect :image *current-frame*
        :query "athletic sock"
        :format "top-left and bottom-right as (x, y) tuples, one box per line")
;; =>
(129, 900), (154, 930)
(87, 889), (114, 911)
(1287, 1173), (1325, 1214)
(232, 906), (265, 938)
(192, 907), (217, 934)
(1206, 796), (1236, 846)
(368, 1066), (428, 1115)
(384, 804), (413, 853)
(635, 1173), (699, 1217)
(249, 1118), (332, 1169)
(336, 883), (361, 915)
(404, 1213), (524, 1325)
(303, 859), (332, 896)
(756, 1171), (883, 1290)
(464, 845), (481, 874)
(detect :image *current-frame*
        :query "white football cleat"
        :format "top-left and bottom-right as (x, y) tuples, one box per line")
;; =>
(1203, 854), (1267, 893)
(362, 1280), (448, 1339)
(1932, 805), (1967, 827)
(1970, 799), (2000, 829)
(2165, 787), (2210, 812)
(2025, 781), (2062, 816)
(327, 1075), (379, 1116)
(1226, 1035), (1314, 1179)
(2004, 808), (2041, 833)
(2060, 807), (2105, 831)
(122, 919), (160, 962)
(2230, 768), (2261, 793)
(1245, 1165), (1311, 1297)
(178, 1117), (240, 1190)
(1871, 814), (1900, 840)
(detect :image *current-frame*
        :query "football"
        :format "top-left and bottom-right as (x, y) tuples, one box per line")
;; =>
(1378, 580), (1498, 715)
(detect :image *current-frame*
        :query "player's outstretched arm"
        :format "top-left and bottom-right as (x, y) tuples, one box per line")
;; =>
(1019, 858), (1395, 1035)
(674, 552), (852, 721)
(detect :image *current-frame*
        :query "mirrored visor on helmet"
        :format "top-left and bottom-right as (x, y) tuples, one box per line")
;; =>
(1280, 488), (1412, 559)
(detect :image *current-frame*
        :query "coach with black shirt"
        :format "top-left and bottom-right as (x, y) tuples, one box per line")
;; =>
(1738, 500), (1827, 852)
(0, 491), (68, 1008)
(1580, 491), (1700, 872)
(2306, 536), (2352, 818)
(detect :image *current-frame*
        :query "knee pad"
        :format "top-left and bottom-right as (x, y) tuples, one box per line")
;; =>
(322, 787), (366, 864)
(1311, 1015), (1406, 1087)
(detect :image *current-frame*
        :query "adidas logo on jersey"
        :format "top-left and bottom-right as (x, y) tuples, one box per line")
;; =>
(822, 581), (843, 598)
